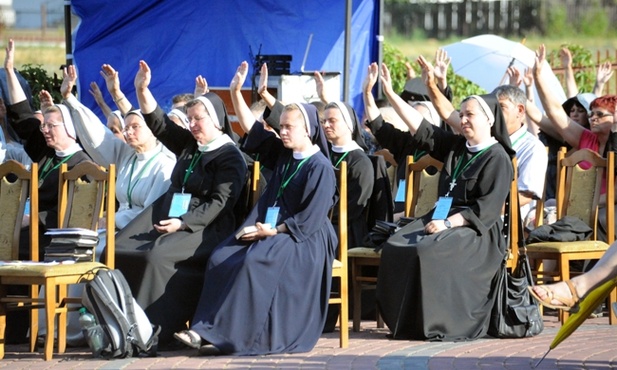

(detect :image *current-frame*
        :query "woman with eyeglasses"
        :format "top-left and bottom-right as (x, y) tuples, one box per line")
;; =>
(111, 60), (247, 349)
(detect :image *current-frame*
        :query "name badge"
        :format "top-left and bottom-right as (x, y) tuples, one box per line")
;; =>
(394, 179), (406, 203)
(432, 197), (453, 220)
(24, 198), (30, 216)
(265, 207), (280, 228)
(169, 193), (191, 218)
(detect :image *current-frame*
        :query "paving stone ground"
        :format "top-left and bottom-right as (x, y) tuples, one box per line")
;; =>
(1, 313), (616, 369)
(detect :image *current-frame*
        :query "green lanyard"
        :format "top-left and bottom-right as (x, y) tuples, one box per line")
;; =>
(447, 145), (492, 195)
(510, 131), (527, 148)
(276, 156), (311, 201)
(182, 151), (204, 192)
(127, 152), (161, 208)
(413, 149), (426, 161)
(39, 153), (76, 184)
(331, 151), (350, 169)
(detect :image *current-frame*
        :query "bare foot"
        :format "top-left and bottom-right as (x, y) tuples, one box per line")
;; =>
(529, 280), (580, 311)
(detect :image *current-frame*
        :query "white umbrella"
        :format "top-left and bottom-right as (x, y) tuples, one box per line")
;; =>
(443, 34), (567, 110)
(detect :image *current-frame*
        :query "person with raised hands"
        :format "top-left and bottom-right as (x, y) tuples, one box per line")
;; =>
(112, 60), (247, 349)
(371, 61), (515, 341)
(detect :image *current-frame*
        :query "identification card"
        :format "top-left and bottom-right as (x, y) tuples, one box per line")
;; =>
(168, 193), (191, 218)
(432, 197), (453, 220)
(24, 198), (30, 216)
(265, 207), (280, 228)
(394, 179), (406, 202)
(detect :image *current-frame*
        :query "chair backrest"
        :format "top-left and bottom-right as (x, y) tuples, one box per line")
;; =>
(57, 161), (116, 267)
(248, 160), (261, 209)
(0, 161), (38, 261)
(234, 160), (261, 228)
(556, 147), (615, 243)
(404, 154), (444, 218)
(334, 161), (348, 264)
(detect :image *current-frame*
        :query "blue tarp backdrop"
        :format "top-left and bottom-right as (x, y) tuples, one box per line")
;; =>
(71, 0), (379, 119)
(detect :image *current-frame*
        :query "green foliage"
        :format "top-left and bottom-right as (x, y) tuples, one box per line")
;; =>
(447, 74), (486, 108)
(383, 42), (411, 94)
(546, 6), (568, 38)
(547, 44), (595, 93)
(17, 64), (62, 109)
(579, 6), (610, 37)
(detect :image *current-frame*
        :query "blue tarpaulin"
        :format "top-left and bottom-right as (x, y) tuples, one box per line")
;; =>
(71, 0), (379, 119)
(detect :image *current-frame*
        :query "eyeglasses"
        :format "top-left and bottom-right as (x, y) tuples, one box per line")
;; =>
(588, 111), (613, 119)
(188, 116), (207, 124)
(122, 124), (143, 133)
(39, 122), (63, 132)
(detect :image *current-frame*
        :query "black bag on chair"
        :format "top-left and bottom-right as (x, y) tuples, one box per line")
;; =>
(488, 186), (543, 339)
(488, 252), (544, 338)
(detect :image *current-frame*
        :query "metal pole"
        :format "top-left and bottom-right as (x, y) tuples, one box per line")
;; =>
(343, 0), (352, 103)
(64, 0), (72, 66)
(376, 0), (384, 99)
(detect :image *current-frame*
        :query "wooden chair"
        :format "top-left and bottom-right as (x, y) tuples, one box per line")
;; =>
(348, 154), (442, 332)
(506, 157), (520, 271)
(526, 148), (616, 324)
(329, 161), (348, 348)
(0, 161), (116, 360)
(248, 160), (261, 209)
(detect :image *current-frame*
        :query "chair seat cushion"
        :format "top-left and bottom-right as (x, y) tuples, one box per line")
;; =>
(0, 262), (105, 278)
(348, 247), (381, 258)
(526, 240), (610, 253)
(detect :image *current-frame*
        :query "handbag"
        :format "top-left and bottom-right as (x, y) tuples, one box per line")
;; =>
(488, 188), (544, 338)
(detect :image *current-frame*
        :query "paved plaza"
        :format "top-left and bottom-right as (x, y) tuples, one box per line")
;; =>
(0, 312), (616, 369)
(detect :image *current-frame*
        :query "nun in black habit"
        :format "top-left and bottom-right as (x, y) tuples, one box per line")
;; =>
(369, 62), (515, 341)
(113, 61), (247, 346)
(175, 102), (337, 355)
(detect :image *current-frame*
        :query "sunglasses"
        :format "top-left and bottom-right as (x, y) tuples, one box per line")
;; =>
(588, 111), (613, 119)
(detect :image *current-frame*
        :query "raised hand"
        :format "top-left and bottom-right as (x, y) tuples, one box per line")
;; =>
(230, 61), (248, 92)
(417, 55), (436, 87)
(379, 63), (395, 96)
(507, 66), (522, 87)
(39, 90), (54, 111)
(134, 60), (151, 91)
(433, 49), (451, 83)
(404, 61), (416, 80)
(258, 62), (268, 95)
(4, 39), (14, 72)
(194, 75), (209, 96)
(60, 64), (77, 99)
(533, 44), (546, 77)
(100, 64), (121, 96)
(559, 47), (573, 68)
(89, 81), (104, 102)
(314, 71), (330, 103)
(363, 63), (379, 95)
(523, 67), (534, 89)
(596, 61), (614, 85)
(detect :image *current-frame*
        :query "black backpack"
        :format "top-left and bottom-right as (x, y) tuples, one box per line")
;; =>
(82, 269), (160, 358)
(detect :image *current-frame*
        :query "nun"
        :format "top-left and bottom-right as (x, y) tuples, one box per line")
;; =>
(175, 102), (337, 355)
(369, 62), (515, 341)
(112, 60), (248, 347)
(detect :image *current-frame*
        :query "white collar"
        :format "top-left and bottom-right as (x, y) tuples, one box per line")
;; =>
(509, 125), (528, 146)
(197, 134), (234, 152)
(136, 142), (164, 160)
(293, 144), (320, 159)
(466, 137), (497, 153)
(55, 142), (82, 157)
(331, 141), (362, 153)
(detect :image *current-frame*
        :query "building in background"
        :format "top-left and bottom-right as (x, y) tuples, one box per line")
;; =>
(12, 0), (64, 29)
(0, 0), (15, 28)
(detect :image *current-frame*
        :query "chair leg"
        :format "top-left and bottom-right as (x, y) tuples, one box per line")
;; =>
(376, 307), (384, 329)
(559, 257), (571, 325)
(609, 287), (617, 325)
(44, 282), (56, 361)
(57, 284), (67, 354)
(339, 275), (349, 348)
(29, 284), (39, 353)
(0, 284), (6, 360)
(351, 260), (361, 332)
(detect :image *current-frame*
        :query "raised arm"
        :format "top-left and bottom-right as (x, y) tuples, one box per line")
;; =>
(4, 39), (27, 105)
(559, 47), (578, 98)
(379, 62), (424, 134)
(533, 44), (584, 148)
(362, 63), (381, 122)
(257, 63), (276, 108)
(230, 61), (257, 133)
(433, 48), (450, 92)
(417, 55), (461, 131)
(100, 64), (132, 115)
(593, 61), (614, 97)
(134, 60), (158, 114)
(89, 81), (113, 118)
(314, 71), (330, 104)
(194, 75), (209, 97)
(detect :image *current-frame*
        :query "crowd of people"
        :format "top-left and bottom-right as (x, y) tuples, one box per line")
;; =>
(4, 35), (617, 354)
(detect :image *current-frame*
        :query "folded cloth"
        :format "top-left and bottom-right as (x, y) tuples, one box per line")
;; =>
(526, 215), (593, 243)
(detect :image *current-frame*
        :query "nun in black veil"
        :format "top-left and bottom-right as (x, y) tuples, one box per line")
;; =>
(367, 61), (515, 341)
(175, 102), (337, 355)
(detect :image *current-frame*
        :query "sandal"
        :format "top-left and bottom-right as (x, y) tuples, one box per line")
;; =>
(198, 344), (222, 356)
(173, 330), (202, 349)
(528, 280), (580, 313)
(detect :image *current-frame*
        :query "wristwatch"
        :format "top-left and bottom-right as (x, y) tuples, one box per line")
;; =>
(444, 219), (452, 229)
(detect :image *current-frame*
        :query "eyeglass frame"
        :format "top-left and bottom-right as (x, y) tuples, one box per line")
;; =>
(187, 116), (207, 124)
(39, 122), (64, 132)
(588, 111), (613, 119)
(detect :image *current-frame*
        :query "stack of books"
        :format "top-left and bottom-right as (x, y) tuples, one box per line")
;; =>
(43, 228), (99, 262)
